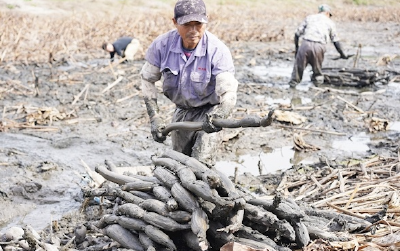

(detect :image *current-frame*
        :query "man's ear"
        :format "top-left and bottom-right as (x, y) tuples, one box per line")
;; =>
(172, 18), (178, 26)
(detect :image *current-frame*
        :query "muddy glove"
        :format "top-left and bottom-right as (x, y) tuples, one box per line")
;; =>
(333, 41), (348, 59)
(202, 105), (230, 133)
(144, 98), (166, 143)
(202, 112), (222, 133)
(150, 116), (166, 143)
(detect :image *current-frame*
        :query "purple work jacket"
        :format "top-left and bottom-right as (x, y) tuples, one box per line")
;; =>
(145, 30), (235, 109)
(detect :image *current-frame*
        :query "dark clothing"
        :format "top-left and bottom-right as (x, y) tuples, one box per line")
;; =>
(110, 37), (133, 61)
(171, 105), (220, 166)
(290, 40), (326, 84)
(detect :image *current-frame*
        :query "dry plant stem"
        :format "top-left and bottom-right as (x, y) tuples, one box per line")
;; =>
(338, 170), (345, 193)
(285, 180), (308, 190)
(326, 202), (364, 219)
(275, 124), (346, 136)
(9, 79), (34, 93)
(116, 91), (139, 103)
(84, 84), (90, 102)
(336, 95), (365, 113)
(281, 105), (318, 111)
(363, 219), (400, 231)
(333, 193), (385, 206)
(61, 236), (76, 250)
(108, 61), (117, 80)
(18, 125), (60, 131)
(319, 169), (339, 185)
(72, 83), (90, 105)
(81, 158), (104, 188)
(299, 169), (358, 201)
(310, 174), (324, 189)
(313, 184), (391, 207)
(353, 44), (362, 68)
(102, 76), (124, 94)
(352, 209), (400, 214)
(275, 172), (288, 193)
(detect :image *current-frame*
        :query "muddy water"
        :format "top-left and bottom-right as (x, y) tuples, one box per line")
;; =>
(0, 126), (156, 231)
(216, 51), (400, 177)
(215, 146), (295, 177)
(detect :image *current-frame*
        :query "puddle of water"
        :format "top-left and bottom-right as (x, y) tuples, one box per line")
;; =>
(215, 146), (295, 177)
(388, 82), (400, 92)
(265, 97), (291, 106)
(389, 121), (400, 132)
(332, 132), (370, 152)
(254, 95), (312, 107)
(4, 197), (81, 231)
(249, 64), (293, 79)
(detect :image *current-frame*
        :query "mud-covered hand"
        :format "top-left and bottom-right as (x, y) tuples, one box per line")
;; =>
(150, 116), (166, 143)
(144, 97), (166, 143)
(202, 113), (222, 133)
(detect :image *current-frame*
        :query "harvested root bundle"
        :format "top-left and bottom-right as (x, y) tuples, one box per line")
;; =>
(153, 166), (179, 188)
(170, 182), (200, 213)
(162, 149), (222, 188)
(103, 224), (143, 250)
(121, 180), (159, 191)
(153, 185), (179, 211)
(191, 208), (210, 250)
(88, 149), (374, 250)
(97, 214), (147, 231)
(153, 157), (234, 210)
(138, 231), (158, 251)
(144, 225), (177, 251)
(139, 198), (170, 216)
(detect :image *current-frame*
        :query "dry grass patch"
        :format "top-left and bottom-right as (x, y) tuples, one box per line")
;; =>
(0, 1), (400, 63)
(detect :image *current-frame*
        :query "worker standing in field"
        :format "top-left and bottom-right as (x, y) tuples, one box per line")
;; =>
(102, 37), (140, 62)
(140, 0), (239, 166)
(288, 4), (349, 88)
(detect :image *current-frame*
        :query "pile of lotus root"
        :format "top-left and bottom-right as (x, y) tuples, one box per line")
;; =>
(59, 148), (376, 251)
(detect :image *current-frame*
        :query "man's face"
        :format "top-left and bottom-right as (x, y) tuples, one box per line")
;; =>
(173, 19), (206, 50)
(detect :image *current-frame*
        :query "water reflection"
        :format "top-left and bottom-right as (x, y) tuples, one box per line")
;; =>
(249, 64), (292, 78)
(253, 95), (312, 107)
(389, 121), (400, 132)
(332, 132), (370, 152)
(3, 194), (81, 231)
(215, 146), (295, 177)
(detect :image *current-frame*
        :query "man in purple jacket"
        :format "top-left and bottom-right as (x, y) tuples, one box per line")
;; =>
(140, 0), (238, 166)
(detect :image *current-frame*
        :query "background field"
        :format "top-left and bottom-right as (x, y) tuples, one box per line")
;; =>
(1, 0), (400, 63)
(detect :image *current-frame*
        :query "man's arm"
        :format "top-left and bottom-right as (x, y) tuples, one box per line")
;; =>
(110, 52), (115, 62)
(213, 72), (238, 118)
(140, 62), (166, 142)
(294, 34), (300, 56)
(202, 72), (238, 133)
(333, 41), (348, 59)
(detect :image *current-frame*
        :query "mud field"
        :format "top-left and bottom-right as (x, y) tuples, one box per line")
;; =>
(1, 0), (400, 250)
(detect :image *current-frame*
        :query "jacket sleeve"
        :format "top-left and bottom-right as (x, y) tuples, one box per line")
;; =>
(211, 72), (238, 118)
(140, 61), (161, 100)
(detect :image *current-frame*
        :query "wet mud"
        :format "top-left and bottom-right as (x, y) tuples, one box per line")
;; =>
(1, 6), (400, 249)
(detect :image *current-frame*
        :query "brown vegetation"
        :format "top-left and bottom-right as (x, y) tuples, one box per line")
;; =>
(1, 3), (400, 63)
